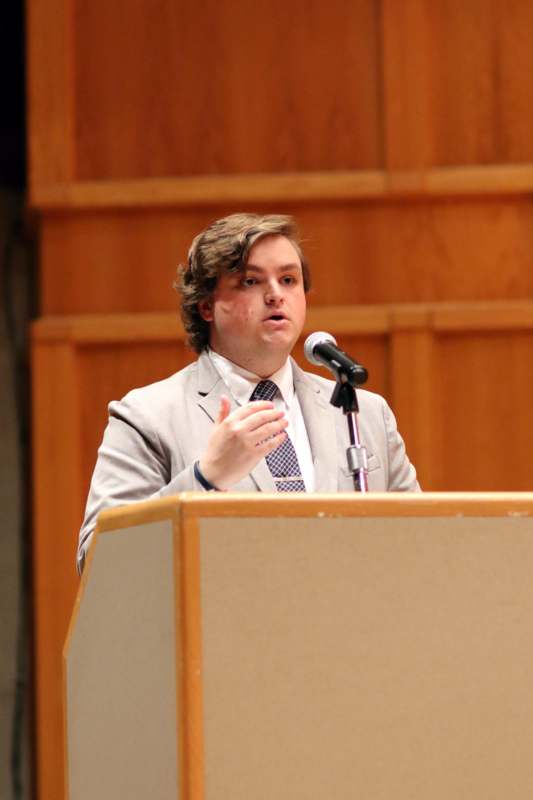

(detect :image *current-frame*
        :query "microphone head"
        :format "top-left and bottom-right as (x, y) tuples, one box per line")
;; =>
(304, 331), (337, 366)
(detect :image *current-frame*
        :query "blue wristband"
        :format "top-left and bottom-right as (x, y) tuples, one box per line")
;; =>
(194, 461), (220, 491)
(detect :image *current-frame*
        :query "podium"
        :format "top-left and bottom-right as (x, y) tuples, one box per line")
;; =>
(64, 492), (533, 799)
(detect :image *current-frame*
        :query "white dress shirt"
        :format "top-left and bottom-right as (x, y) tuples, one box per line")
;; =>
(208, 349), (315, 491)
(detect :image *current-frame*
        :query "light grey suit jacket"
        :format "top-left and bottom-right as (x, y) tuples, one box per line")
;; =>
(77, 352), (419, 571)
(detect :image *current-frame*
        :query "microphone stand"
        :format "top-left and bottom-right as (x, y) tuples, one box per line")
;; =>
(330, 374), (369, 493)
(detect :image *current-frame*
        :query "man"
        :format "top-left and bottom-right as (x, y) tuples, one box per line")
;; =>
(77, 213), (419, 571)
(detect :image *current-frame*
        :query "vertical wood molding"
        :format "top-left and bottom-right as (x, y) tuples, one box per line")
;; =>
(389, 312), (436, 488)
(32, 339), (83, 800)
(381, 0), (433, 171)
(27, 0), (76, 191)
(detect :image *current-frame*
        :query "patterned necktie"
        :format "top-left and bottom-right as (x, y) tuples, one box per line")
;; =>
(250, 380), (306, 492)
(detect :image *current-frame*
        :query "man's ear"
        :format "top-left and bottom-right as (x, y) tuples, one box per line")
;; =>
(198, 299), (214, 322)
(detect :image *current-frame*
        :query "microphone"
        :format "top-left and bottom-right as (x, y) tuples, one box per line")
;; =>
(304, 331), (368, 386)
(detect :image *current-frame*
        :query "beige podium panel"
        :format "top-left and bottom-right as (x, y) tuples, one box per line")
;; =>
(65, 493), (533, 800)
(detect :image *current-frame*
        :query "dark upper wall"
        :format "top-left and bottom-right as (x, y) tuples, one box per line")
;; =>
(0, 2), (25, 189)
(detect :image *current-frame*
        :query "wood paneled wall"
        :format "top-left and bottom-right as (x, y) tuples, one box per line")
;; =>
(38, 198), (533, 314)
(27, 1), (533, 799)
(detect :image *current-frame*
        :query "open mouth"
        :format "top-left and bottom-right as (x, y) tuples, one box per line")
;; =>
(266, 313), (286, 321)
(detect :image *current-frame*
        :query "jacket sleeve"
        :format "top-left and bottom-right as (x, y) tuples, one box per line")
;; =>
(381, 398), (421, 492)
(77, 397), (204, 574)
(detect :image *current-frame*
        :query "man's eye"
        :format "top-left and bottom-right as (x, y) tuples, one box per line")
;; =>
(242, 277), (257, 287)
(282, 275), (295, 285)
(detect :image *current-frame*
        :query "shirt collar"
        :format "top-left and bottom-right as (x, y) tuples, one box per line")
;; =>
(208, 349), (295, 407)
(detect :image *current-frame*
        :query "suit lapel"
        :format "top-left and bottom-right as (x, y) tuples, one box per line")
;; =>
(293, 360), (339, 492)
(196, 351), (228, 422)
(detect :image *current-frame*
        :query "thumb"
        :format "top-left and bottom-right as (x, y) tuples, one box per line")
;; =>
(216, 394), (231, 424)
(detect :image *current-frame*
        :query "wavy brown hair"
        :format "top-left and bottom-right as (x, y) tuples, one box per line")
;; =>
(176, 213), (311, 353)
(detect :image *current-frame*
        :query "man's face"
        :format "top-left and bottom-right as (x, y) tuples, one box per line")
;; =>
(199, 234), (307, 377)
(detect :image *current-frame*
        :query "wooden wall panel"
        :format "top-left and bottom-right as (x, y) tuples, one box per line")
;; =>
(429, 0), (498, 166)
(390, 325), (436, 486)
(30, 0), (533, 190)
(382, 0), (533, 169)
(434, 331), (533, 490)
(40, 197), (533, 314)
(382, 0), (433, 170)
(28, 0), (533, 188)
(305, 197), (533, 305)
(498, 2), (533, 161)
(428, 0), (533, 166)
(40, 208), (192, 314)
(73, 0), (382, 179)
(26, 0), (75, 185)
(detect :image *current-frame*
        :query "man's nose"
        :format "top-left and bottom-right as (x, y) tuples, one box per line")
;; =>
(265, 282), (283, 304)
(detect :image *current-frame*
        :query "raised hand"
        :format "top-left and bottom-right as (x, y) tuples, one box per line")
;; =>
(199, 394), (288, 489)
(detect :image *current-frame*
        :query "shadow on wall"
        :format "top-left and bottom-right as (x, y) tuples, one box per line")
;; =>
(0, 192), (35, 799)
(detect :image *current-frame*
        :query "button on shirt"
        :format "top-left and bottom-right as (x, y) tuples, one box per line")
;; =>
(208, 349), (315, 491)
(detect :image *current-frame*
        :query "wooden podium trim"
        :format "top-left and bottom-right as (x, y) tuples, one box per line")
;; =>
(179, 491), (533, 517)
(179, 511), (204, 800)
(93, 492), (533, 529)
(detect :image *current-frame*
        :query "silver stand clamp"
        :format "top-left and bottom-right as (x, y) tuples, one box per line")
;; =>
(329, 371), (369, 493)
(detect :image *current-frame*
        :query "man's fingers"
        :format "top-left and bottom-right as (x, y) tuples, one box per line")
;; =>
(250, 418), (288, 444)
(244, 407), (285, 433)
(255, 430), (288, 455)
(216, 394), (232, 425)
(230, 400), (275, 421)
